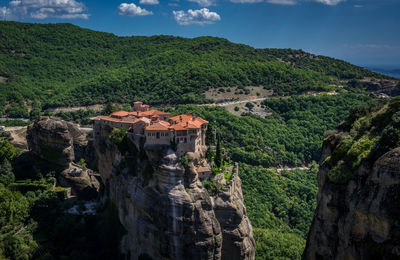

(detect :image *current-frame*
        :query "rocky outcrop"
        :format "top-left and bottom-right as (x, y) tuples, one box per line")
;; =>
(27, 117), (100, 199)
(27, 117), (86, 165)
(303, 141), (400, 260)
(93, 123), (255, 259)
(27, 117), (97, 167)
(59, 164), (100, 199)
(212, 165), (255, 260)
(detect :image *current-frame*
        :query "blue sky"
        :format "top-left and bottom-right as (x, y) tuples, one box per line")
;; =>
(1, 0), (399, 66)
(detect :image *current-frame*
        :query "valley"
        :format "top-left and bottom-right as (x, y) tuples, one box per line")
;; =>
(0, 21), (399, 260)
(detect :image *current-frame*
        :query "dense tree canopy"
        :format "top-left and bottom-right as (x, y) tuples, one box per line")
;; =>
(0, 21), (385, 117)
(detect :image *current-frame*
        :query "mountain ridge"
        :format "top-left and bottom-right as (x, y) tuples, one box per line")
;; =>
(0, 21), (389, 112)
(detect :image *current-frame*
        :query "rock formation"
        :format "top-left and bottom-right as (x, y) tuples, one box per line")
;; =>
(59, 164), (100, 199)
(27, 116), (97, 167)
(27, 117), (86, 165)
(27, 117), (99, 197)
(93, 122), (255, 259)
(303, 98), (400, 260)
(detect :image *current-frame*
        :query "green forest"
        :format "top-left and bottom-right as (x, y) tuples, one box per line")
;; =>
(0, 141), (125, 260)
(0, 92), (376, 259)
(167, 92), (375, 258)
(170, 93), (371, 167)
(0, 21), (386, 117)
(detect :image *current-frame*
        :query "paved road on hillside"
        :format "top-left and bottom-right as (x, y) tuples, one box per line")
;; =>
(217, 97), (267, 106)
(197, 97), (268, 107)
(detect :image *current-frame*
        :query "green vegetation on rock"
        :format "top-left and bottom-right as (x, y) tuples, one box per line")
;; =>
(324, 97), (400, 184)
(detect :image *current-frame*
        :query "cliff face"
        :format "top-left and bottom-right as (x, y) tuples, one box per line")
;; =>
(304, 98), (400, 260)
(27, 117), (81, 166)
(93, 123), (255, 259)
(27, 116), (97, 168)
(26, 117), (99, 198)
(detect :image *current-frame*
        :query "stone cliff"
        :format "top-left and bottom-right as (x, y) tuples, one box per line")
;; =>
(303, 97), (400, 260)
(26, 117), (99, 198)
(93, 122), (255, 259)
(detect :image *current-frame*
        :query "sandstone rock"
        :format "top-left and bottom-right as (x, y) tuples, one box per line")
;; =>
(26, 117), (96, 167)
(93, 122), (255, 260)
(59, 163), (100, 200)
(303, 139), (400, 260)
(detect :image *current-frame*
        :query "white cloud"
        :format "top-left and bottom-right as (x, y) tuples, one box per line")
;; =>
(0, 0), (89, 20)
(118, 3), (153, 16)
(139, 0), (159, 5)
(314, 0), (346, 5)
(229, 0), (346, 5)
(267, 0), (296, 4)
(187, 0), (216, 7)
(173, 8), (220, 25)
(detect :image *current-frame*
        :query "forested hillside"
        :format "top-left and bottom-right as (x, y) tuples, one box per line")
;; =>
(0, 21), (384, 115)
(167, 93), (375, 258)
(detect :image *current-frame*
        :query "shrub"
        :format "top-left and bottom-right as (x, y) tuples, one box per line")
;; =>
(346, 135), (376, 168)
(245, 102), (254, 110)
(234, 106), (240, 112)
(109, 127), (128, 145)
(77, 158), (87, 170)
(180, 155), (188, 167)
(202, 179), (221, 194)
(224, 170), (233, 184)
(327, 160), (353, 184)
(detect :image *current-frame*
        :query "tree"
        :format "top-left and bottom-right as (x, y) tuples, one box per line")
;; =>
(29, 99), (42, 121)
(0, 141), (21, 162)
(206, 125), (216, 145)
(122, 104), (132, 112)
(245, 102), (254, 110)
(103, 102), (119, 115)
(214, 134), (222, 168)
(0, 159), (14, 186)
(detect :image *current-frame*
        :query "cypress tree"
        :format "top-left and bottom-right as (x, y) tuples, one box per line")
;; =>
(206, 124), (216, 145)
(214, 134), (222, 168)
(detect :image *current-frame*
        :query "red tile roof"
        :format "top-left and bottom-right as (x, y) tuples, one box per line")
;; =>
(170, 113), (208, 129)
(126, 109), (170, 118)
(96, 116), (146, 125)
(110, 111), (130, 117)
(145, 120), (170, 131)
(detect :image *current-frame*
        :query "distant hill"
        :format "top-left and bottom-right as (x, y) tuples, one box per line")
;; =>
(366, 66), (400, 79)
(0, 21), (387, 111)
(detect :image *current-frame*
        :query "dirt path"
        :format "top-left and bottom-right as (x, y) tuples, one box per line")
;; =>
(5, 126), (28, 149)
